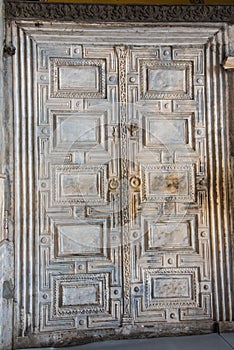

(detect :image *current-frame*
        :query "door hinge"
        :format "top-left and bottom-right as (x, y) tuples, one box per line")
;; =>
(4, 42), (16, 56)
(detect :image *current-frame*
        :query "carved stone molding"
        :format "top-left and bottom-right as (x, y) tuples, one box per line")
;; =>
(5, 2), (234, 23)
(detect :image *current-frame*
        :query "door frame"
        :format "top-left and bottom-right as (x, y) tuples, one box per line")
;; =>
(1, 2), (234, 349)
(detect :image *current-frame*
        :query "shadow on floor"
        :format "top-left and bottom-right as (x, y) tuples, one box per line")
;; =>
(19, 333), (234, 350)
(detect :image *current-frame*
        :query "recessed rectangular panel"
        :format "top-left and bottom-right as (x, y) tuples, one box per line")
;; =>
(142, 164), (195, 202)
(53, 113), (105, 149)
(140, 60), (193, 100)
(147, 220), (193, 250)
(144, 268), (199, 309)
(59, 66), (98, 91)
(149, 172), (188, 195)
(148, 69), (185, 92)
(52, 273), (109, 317)
(61, 174), (98, 196)
(143, 114), (193, 149)
(59, 118), (97, 142)
(62, 285), (98, 306)
(153, 277), (190, 299)
(56, 223), (104, 256)
(50, 58), (106, 98)
(147, 119), (185, 144)
(52, 165), (107, 205)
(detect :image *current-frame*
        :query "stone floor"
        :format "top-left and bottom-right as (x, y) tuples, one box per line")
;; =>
(19, 333), (234, 350)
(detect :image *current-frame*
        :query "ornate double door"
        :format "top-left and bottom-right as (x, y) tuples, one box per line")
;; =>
(12, 22), (222, 347)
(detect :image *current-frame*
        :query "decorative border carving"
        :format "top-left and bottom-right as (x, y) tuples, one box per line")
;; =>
(140, 59), (193, 100)
(116, 46), (132, 320)
(52, 164), (107, 206)
(50, 58), (106, 99)
(144, 267), (199, 309)
(5, 2), (234, 23)
(52, 273), (110, 317)
(141, 163), (196, 203)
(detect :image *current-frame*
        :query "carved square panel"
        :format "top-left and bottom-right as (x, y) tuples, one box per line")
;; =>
(52, 112), (107, 150)
(142, 164), (195, 203)
(144, 216), (196, 251)
(142, 114), (194, 150)
(50, 58), (106, 98)
(54, 220), (108, 258)
(52, 165), (107, 205)
(140, 60), (193, 100)
(143, 268), (199, 310)
(52, 273), (110, 317)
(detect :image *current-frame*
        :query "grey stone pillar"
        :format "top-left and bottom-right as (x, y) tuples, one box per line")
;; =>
(0, 1), (14, 349)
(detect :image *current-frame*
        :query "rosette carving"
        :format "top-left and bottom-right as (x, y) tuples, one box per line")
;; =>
(130, 176), (141, 189)
(109, 177), (119, 191)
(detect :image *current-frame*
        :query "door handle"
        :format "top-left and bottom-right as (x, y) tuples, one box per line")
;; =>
(128, 123), (139, 137)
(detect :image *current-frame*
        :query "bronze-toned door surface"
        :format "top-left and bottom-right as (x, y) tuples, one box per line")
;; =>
(9, 22), (232, 348)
